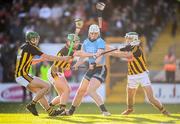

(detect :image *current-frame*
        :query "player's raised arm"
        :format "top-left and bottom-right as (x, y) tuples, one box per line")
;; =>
(96, 2), (106, 29)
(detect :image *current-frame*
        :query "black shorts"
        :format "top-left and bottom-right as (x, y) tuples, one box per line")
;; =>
(84, 65), (107, 83)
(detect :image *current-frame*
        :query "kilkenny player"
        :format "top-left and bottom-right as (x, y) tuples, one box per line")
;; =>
(113, 32), (170, 115)
(15, 31), (70, 116)
(47, 34), (81, 113)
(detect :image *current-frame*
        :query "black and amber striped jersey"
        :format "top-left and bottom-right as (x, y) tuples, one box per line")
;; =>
(52, 46), (74, 73)
(128, 46), (148, 75)
(15, 42), (43, 78)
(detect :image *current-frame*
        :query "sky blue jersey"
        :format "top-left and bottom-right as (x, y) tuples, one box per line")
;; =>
(82, 37), (106, 65)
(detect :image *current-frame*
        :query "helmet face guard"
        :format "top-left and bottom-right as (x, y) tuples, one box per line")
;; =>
(67, 34), (80, 44)
(26, 31), (40, 46)
(66, 34), (80, 55)
(88, 24), (100, 41)
(125, 32), (140, 44)
(88, 24), (100, 35)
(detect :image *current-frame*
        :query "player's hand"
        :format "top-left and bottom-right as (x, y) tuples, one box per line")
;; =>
(96, 2), (106, 11)
(60, 56), (72, 61)
(72, 65), (78, 70)
(73, 51), (82, 57)
(89, 63), (96, 70)
(94, 52), (102, 58)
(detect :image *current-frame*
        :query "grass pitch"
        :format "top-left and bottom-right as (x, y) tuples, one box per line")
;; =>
(0, 103), (180, 124)
(0, 114), (180, 124)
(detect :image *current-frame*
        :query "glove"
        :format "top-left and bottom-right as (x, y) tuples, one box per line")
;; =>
(96, 2), (105, 17)
(75, 18), (84, 29)
(120, 45), (132, 52)
(89, 62), (96, 70)
(96, 2), (106, 11)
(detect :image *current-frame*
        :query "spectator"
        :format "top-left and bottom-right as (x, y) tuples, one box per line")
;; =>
(29, 3), (40, 18)
(51, 3), (63, 21)
(171, 8), (177, 38)
(9, 19), (23, 43)
(39, 3), (51, 20)
(0, 41), (17, 82)
(0, 63), (3, 82)
(23, 20), (35, 34)
(164, 47), (176, 83)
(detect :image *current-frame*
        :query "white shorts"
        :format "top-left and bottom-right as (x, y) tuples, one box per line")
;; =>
(127, 72), (151, 89)
(47, 68), (64, 84)
(16, 74), (34, 87)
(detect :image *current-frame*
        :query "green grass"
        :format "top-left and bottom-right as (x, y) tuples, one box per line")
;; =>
(0, 103), (180, 124)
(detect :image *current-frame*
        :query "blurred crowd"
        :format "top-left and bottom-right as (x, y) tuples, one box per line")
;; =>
(0, 0), (178, 82)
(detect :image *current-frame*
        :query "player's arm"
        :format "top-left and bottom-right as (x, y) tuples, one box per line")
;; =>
(73, 51), (97, 58)
(111, 51), (133, 59)
(41, 53), (71, 62)
(73, 43), (99, 58)
(72, 57), (86, 70)
(104, 45), (133, 59)
(31, 57), (47, 65)
(94, 49), (104, 64)
(96, 2), (106, 29)
(30, 45), (71, 63)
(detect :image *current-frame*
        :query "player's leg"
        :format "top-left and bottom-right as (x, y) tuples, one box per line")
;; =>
(143, 85), (170, 115)
(25, 76), (50, 116)
(121, 87), (137, 115)
(27, 77), (50, 102)
(49, 76), (71, 110)
(87, 77), (110, 116)
(28, 87), (62, 116)
(121, 77), (138, 115)
(68, 78), (89, 115)
(49, 96), (60, 106)
(47, 69), (61, 106)
(140, 72), (170, 115)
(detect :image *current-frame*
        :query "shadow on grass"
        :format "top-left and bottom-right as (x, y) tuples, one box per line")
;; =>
(42, 115), (133, 124)
(40, 115), (166, 124)
(41, 114), (180, 124)
(168, 115), (180, 120)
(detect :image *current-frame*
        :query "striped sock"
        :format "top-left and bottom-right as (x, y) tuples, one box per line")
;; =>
(99, 104), (107, 112)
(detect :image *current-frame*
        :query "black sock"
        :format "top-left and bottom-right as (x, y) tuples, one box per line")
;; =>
(127, 105), (133, 110)
(31, 100), (37, 105)
(49, 103), (55, 107)
(47, 107), (53, 114)
(99, 104), (107, 112)
(60, 104), (66, 110)
(69, 105), (76, 115)
(159, 106), (166, 112)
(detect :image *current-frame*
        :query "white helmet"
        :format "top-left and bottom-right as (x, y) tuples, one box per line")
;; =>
(125, 32), (140, 46)
(88, 24), (100, 35)
(125, 32), (139, 41)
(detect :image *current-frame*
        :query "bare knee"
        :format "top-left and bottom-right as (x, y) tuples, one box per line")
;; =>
(147, 95), (156, 103)
(86, 87), (96, 96)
